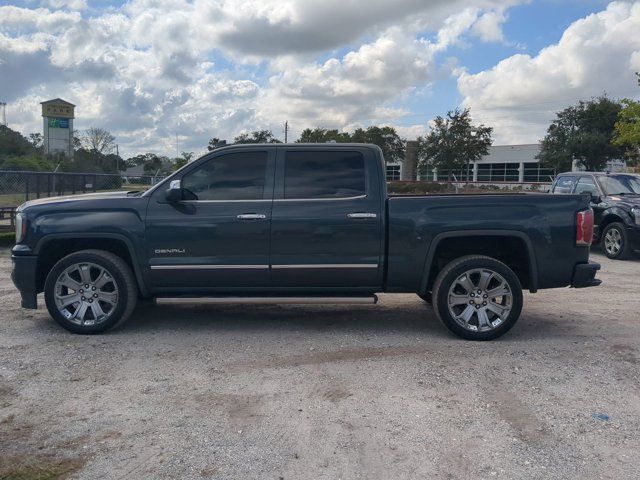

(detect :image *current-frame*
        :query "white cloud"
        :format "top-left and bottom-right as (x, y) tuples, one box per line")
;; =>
(471, 10), (506, 42)
(458, 1), (640, 144)
(1, 0), (523, 157)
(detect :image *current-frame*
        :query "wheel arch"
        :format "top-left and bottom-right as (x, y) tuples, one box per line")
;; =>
(34, 233), (149, 296)
(418, 230), (538, 296)
(599, 210), (631, 234)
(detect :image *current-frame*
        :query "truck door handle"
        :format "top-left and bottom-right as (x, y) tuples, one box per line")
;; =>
(237, 213), (267, 220)
(347, 213), (377, 219)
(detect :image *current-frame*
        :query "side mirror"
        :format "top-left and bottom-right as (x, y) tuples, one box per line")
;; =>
(165, 179), (183, 203)
(590, 193), (602, 204)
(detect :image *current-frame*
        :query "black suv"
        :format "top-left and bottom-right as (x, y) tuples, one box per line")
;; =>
(551, 172), (640, 259)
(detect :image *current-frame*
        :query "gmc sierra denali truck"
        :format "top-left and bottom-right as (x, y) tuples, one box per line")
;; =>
(11, 143), (601, 340)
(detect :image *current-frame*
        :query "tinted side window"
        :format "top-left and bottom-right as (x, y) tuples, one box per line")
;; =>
(284, 151), (366, 199)
(575, 177), (598, 195)
(553, 176), (576, 194)
(182, 151), (268, 200)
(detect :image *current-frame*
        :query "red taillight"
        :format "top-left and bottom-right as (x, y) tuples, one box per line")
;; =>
(576, 209), (594, 246)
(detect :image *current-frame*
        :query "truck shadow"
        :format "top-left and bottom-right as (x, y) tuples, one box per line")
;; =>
(124, 302), (446, 336)
(117, 300), (585, 342)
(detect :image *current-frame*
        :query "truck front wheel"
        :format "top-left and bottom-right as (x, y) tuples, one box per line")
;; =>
(44, 249), (138, 334)
(432, 255), (523, 341)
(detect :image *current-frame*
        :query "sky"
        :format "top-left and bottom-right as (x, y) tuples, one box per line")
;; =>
(1, 0), (640, 159)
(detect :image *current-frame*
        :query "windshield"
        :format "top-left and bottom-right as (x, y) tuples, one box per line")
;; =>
(597, 175), (640, 195)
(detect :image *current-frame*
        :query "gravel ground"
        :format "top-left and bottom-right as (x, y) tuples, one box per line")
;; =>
(0, 249), (639, 479)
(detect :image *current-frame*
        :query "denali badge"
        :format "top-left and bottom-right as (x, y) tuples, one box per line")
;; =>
(155, 248), (186, 255)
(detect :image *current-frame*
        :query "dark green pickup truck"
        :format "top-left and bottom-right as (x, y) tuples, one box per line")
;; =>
(12, 143), (601, 340)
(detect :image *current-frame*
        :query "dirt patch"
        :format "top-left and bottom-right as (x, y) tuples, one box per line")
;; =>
(610, 344), (638, 364)
(483, 379), (551, 446)
(229, 345), (429, 371)
(0, 454), (86, 480)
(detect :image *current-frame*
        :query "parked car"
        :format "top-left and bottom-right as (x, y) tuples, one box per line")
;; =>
(12, 144), (601, 340)
(551, 172), (640, 259)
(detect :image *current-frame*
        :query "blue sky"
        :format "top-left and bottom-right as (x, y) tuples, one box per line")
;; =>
(1, 0), (639, 157)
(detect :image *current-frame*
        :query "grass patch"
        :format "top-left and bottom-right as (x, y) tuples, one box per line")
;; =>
(0, 455), (85, 480)
(0, 232), (14, 247)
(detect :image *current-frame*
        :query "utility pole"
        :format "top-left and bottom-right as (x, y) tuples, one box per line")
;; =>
(284, 121), (289, 143)
(176, 134), (179, 159)
(0, 102), (6, 126)
(116, 144), (119, 172)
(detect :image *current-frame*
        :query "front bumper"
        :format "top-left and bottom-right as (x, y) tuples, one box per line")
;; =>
(11, 254), (38, 309)
(571, 261), (601, 288)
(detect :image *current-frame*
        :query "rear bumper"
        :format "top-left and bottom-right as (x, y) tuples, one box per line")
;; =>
(571, 261), (601, 288)
(11, 255), (38, 309)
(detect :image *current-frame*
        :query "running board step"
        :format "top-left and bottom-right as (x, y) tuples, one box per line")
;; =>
(155, 296), (378, 305)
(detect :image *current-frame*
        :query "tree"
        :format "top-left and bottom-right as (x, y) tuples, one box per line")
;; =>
(126, 153), (166, 174)
(174, 151), (194, 170)
(207, 138), (226, 151)
(0, 125), (35, 158)
(234, 130), (280, 144)
(296, 128), (350, 143)
(538, 97), (623, 172)
(296, 126), (405, 162)
(82, 127), (116, 154)
(417, 108), (492, 179)
(613, 99), (640, 166)
(351, 126), (405, 163)
(29, 133), (44, 151)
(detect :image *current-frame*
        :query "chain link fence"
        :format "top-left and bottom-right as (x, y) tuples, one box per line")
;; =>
(0, 171), (165, 225)
(0, 171), (166, 207)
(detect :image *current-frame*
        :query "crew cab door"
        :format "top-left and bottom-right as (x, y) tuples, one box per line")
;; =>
(269, 146), (384, 289)
(145, 147), (275, 289)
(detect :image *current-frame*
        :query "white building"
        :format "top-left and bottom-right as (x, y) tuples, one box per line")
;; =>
(387, 143), (556, 183)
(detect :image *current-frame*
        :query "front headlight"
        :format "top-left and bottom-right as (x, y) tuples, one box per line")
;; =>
(15, 213), (26, 244)
(632, 208), (640, 226)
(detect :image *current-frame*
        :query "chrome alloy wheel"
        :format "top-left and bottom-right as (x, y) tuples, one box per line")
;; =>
(604, 228), (622, 256)
(53, 262), (119, 326)
(446, 268), (513, 332)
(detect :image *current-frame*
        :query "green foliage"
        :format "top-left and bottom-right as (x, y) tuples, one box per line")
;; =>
(125, 153), (171, 174)
(538, 96), (623, 172)
(297, 128), (351, 143)
(233, 130), (280, 144)
(0, 155), (56, 171)
(0, 125), (36, 158)
(207, 137), (225, 151)
(613, 98), (640, 165)
(296, 125), (405, 162)
(417, 108), (492, 178)
(174, 151), (194, 170)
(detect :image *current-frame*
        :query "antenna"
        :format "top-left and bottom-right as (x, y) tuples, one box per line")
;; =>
(0, 102), (6, 126)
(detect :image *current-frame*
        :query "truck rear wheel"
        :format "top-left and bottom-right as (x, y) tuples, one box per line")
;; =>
(432, 255), (523, 341)
(44, 249), (137, 334)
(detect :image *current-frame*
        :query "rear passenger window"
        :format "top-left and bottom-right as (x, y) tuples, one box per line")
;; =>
(284, 151), (366, 199)
(553, 176), (576, 194)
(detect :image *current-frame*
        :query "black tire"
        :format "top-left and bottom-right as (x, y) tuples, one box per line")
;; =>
(432, 255), (523, 341)
(601, 222), (631, 260)
(44, 249), (138, 334)
(417, 291), (432, 304)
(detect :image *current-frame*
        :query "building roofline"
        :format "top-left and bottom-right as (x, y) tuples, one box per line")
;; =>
(40, 98), (75, 107)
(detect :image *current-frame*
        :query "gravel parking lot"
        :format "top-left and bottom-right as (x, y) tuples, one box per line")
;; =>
(1, 249), (639, 479)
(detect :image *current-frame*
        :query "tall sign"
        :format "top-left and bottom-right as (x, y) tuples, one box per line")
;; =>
(42, 98), (75, 158)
